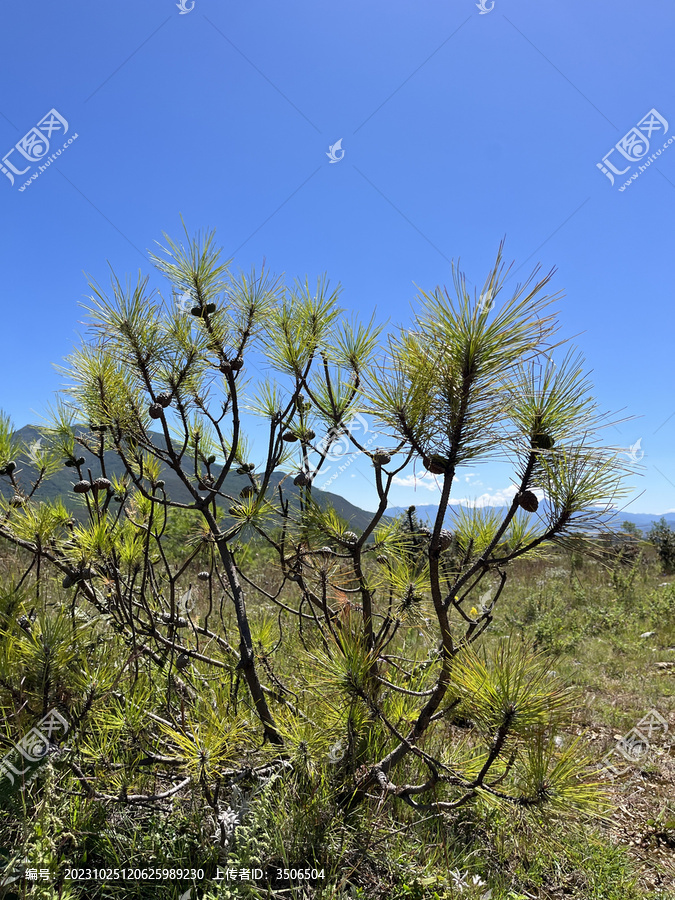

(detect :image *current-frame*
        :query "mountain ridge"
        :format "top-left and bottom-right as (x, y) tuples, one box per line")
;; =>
(2, 424), (387, 532)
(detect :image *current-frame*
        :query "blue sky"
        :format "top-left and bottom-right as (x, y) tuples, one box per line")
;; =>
(1, 0), (674, 515)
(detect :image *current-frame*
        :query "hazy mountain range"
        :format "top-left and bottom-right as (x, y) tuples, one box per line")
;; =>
(387, 504), (675, 533)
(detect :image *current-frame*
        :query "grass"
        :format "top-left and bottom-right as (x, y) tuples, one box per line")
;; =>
(0, 535), (673, 900)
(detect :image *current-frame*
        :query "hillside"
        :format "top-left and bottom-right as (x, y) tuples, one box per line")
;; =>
(2, 424), (386, 533)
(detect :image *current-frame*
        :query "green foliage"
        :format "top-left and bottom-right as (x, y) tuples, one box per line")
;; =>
(0, 230), (658, 898)
(647, 517), (675, 574)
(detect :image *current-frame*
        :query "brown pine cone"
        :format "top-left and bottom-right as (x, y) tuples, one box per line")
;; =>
(518, 490), (539, 513)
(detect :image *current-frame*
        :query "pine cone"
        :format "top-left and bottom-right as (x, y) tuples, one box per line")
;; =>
(372, 450), (391, 466)
(197, 571), (210, 581)
(206, 454), (217, 465)
(73, 480), (92, 494)
(518, 490), (539, 513)
(236, 463), (255, 475)
(423, 455), (449, 475)
(439, 529), (453, 551)
(190, 303), (217, 317)
(532, 432), (555, 450)
(148, 403), (163, 419)
(91, 477), (112, 492)
(0, 461), (16, 476)
(220, 357), (243, 372)
(343, 531), (358, 544)
(293, 471), (310, 487)
(156, 391), (173, 408)
(176, 653), (190, 670)
(282, 431), (298, 443)
(239, 485), (257, 499)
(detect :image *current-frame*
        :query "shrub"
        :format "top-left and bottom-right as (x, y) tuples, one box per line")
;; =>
(0, 231), (634, 843)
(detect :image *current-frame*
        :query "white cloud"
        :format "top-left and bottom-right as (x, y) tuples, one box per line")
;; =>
(392, 472), (441, 491)
(453, 486), (519, 507)
(390, 477), (545, 508)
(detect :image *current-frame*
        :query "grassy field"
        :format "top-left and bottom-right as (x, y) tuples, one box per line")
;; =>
(0, 531), (673, 900)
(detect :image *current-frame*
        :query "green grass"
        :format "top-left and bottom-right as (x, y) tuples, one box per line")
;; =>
(0, 538), (673, 899)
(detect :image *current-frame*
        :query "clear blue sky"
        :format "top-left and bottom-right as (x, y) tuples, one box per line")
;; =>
(1, 0), (674, 515)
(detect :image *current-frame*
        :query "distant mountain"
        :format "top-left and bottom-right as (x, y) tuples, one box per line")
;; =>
(2, 425), (385, 534)
(386, 503), (675, 534)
